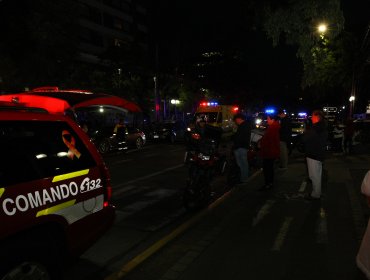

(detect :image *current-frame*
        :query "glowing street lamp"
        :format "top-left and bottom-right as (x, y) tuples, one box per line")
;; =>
(349, 95), (355, 117)
(170, 99), (180, 105)
(318, 24), (327, 34)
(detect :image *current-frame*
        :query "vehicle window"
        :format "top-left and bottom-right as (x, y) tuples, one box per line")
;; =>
(0, 121), (96, 186)
(217, 113), (222, 123)
(194, 113), (218, 123)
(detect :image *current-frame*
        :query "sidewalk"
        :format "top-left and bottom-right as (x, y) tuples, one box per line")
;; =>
(123, 147), (370, 280)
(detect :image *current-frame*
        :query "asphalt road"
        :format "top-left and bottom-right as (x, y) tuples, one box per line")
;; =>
(64, 142), (370, 280)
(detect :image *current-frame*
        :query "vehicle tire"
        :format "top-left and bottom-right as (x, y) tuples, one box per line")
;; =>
(97, 139), (111, 154)
(183, 183), (206, 211)
(135, 137), (143, 149)
(183, 170), (209, 211)
(0, 228), (65, 280)
(1, 261), (51, 280)
(170, 134), (176, 144)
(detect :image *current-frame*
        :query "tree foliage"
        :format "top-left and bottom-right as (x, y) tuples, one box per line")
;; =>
(262, 0), (349, 89)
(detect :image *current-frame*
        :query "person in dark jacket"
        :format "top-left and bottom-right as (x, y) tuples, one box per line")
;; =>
(277, 109), (292, 168)
(232, 113), (252, 183)
(259, 115), (280, 190)
(302, 110), (328, 200)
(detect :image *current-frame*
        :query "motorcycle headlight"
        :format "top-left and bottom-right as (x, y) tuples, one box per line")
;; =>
(199, 153), (210, 161)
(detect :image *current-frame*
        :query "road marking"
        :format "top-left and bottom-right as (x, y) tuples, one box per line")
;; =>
(105, 168), (259, 280)
(113, 164), (185, 196)
(298, 180), (307, 192)
(105, 199), (212, 280)
(271, 217), (293, 251)
(252, 200), (275, 226)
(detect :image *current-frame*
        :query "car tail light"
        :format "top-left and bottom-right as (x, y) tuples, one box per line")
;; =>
(100, 164), (112, 207)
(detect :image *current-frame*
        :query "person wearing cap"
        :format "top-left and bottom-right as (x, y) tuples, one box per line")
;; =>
(232, 113), (252, 183)
(277, 109), (292, 169)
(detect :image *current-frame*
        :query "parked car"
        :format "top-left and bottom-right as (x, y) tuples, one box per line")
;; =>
(88, 126), (129, 155)
(155, 120), (188, 143)
(126, 126), (146, 149)
(89, 125), (146, 154)
(0, 106), (115, 279)
(289, 120), (306, 153)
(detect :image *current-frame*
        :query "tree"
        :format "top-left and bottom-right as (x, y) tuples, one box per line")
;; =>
(262, 0), (348, 90)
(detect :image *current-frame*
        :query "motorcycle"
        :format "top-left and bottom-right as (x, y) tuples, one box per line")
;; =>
(183, 133), (226, 210)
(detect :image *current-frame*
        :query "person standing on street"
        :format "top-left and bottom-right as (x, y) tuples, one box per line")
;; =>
(302, 110), (328, 200)
(258, 115), (280, 190)
(332, 119), (344, 153)
(232, 113), (252, 184)
(277, 109), (292, 169)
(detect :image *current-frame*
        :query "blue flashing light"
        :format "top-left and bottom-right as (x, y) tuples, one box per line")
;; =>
(298, 112), (307, 117)
(265, 108), (275, 114)
(200, 101), (218, 107)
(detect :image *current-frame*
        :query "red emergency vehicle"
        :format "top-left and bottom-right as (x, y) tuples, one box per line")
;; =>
(0, 106), (115, 279)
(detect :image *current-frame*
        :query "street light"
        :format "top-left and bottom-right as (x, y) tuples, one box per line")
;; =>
(318, 24), (327, 34)
(349, 95), (355, 117)
(170, 99), (180, 119)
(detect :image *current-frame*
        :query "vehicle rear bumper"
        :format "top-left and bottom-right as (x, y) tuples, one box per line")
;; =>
(67, 204), (116, 257)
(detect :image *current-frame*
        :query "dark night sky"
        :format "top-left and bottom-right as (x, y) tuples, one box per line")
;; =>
(148, 0), (369, 110)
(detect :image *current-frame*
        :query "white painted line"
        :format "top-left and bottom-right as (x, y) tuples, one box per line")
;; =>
(272, 217), (293, 251)
(113, 164), (184, 196)
(253, 200), (275, 226)
(298, 180), (307, 193)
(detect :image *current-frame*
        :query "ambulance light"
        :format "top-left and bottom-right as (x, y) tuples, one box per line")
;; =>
(232, 107), (239, 112)
(200, 101), (218, 107)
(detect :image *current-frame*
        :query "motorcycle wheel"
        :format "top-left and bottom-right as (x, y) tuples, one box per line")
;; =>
(183, 179), (208, 211)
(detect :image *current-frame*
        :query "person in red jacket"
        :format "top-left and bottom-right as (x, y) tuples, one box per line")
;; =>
(258, 115), (280, 190)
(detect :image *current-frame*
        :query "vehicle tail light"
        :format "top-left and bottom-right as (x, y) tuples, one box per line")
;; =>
(100, 164), (112, 207)
(191, 133), (201, 140)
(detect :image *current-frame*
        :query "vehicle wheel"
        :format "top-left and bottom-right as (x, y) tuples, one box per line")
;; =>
(170, 134), (176, 144)
(183, 185), (205, 211)
(97, 139), (111, 154)
(1, 261), (51, 280)
(183, 171), (209, 211)
(135, 137), (143, 149)
(0, 229), (65, 280)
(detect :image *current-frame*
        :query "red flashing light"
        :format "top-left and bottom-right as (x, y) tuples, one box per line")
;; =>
(233, 107), (239, 112)
(155, 104), (160, 111)
(32, 86), (59, 92)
